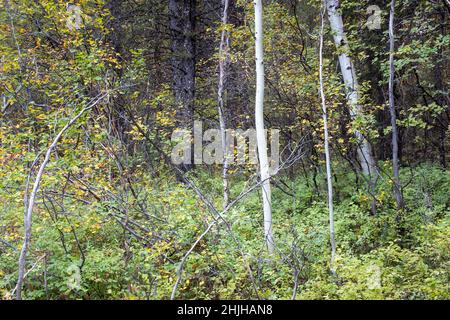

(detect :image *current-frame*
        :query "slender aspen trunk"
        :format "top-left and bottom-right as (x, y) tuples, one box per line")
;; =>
(16, 93), (109, 299)
(325, 0), (376, 177)
(319, 4), (336, 273)
(254, 0), (274, 254)
(388, 0), (403, 210)
(218, 0), (230, 210)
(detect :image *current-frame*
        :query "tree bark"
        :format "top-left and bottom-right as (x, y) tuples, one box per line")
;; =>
(319, 3), (336, 273)
(169, 0), (196, 130)
(388, 0), (404, 210)
(254, 0), (274, 254)
(325, 0), (376, 177)
(218, 0), (230, 210)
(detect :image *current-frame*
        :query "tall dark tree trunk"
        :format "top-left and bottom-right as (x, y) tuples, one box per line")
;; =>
(169, 0), (196, 129)
(107, 0), (125, 60)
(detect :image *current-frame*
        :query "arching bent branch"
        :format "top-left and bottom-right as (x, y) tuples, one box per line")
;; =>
(15, 91), (113, 300)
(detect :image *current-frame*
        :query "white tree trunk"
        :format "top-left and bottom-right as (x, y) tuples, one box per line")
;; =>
(218, 0), (230, 210)
(325, 0), (376, 177)
(254, 0), (274, 254)
(388, 0), (403, 210)
(16, 93), (110, 299)
(319, 4), (336, 273)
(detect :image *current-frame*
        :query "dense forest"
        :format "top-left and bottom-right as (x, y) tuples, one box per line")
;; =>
(0, 0), (448, 300)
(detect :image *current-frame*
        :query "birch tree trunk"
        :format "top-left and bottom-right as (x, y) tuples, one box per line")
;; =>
(254, 0), (274, 254)
(388, 0), (404, 209)
(325, 0), (376, 177)
(319, 4), (336, 273)
(218, 0), (230, 210)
